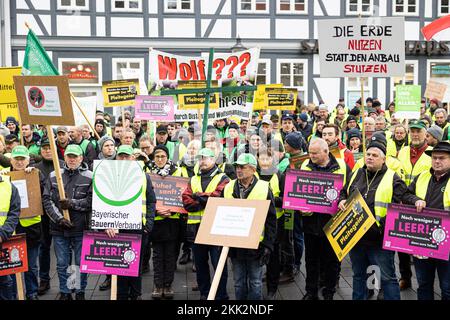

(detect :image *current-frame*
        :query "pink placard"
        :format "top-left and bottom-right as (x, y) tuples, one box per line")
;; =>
(282, 169), (344, 214)
(383, 204), (450, 261)
(80, 232), (142, 277)
(134, 95), (174, 121)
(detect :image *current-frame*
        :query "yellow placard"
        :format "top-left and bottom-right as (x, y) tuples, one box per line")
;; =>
(264, 88), (298, 110)
(253, 84), (283, 110)
(177, 80), (219, 110)
(323, 189), (376, 262)
(102, 79), (140, 107)
(0, 67), (22, 121)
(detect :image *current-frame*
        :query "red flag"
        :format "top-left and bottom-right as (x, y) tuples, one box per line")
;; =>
(421, 14), (450, 41)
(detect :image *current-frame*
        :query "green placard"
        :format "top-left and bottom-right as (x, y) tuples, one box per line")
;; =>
(395, 85), (421, 119)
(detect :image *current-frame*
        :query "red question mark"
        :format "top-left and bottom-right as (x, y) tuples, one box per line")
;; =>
(226, 56), (239, 79)
(213, 58), (226, 80)
(239, 52), (251, 77)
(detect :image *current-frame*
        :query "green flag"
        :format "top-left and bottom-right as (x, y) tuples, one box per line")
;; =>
(22, 29), (59, 76)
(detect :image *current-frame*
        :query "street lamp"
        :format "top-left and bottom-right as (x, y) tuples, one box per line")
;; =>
(231, 36), (247, 53)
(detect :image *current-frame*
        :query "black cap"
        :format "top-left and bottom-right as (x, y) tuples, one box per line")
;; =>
(5, 134), (18, 144)
(346, 115), (358, 123)
(425, 141), (450, 156)
(156, 125), (168, 134)
(347, 128), (361, 140)
(367, 132), (387, 155)
(228, 123), (239, 131)
(282, 114), (294, 122)
(40, 137), (50, 147)
(153, 144), (170, 158)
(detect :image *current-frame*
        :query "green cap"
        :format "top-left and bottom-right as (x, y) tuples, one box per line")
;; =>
(234, 153), (257, 167)
(11, 146), (30, 159)
(65, 145), (83, 156)
(197, 148), (215, 158)
(117, 145), (134, 156)
(409, 120), (427, 130)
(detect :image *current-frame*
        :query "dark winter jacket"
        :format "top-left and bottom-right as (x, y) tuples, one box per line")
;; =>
(0, 175), (20, 241)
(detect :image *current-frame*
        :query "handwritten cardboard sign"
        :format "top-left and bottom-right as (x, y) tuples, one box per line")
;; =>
(150, 174), (189, 214)
(8, 170), (43, 218)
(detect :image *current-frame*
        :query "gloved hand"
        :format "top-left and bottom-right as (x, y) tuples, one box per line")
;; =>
(59, 199), (72, 210)
(58, 218), (74, 230)
(259, 248), (271, 266)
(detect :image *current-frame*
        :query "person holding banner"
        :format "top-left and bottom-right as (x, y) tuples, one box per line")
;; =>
(0, 172), (21, 300)
(182, 148), (230, 300)
(4, 146), (43, 300)
(42, 145), (92, 300)
(338, 135), (408, 300)
(223, 153), (276, 300)
(299, 138), (350, 300)
(402, 141), (450, 300)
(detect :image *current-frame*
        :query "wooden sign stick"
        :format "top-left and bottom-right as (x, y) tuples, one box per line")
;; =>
(47, 126), (70, 221)
(111, 275), (118, 300)
(360, 78), (366, 159)
(207, 246), (230, 300)
(15, 273), (25, 300)
(70, 94), (101, 140)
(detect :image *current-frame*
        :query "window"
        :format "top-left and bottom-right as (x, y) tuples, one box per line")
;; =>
(165, 0), (193, 12)
(256, 59), (271, 85)
(58, 58), (102, 86)
(277, 0), (307, 13)
(346, 0), (373, 15)
(393, 0), (418, 16)
(112, 58), (145, 81)
(439, 0), (450, 16)
(345, 77), (372, 108)
(238, 0), (269, 13)
(58, 0), (89, 10)
(277, 59), (308, 103)
(111, 0), (142, 12)
(391, 61), (418, 98)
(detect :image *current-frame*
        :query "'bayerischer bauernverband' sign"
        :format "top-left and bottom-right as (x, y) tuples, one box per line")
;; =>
(318, 17), (405, 77)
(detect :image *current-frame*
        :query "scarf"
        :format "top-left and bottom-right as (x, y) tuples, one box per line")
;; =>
(150, 159), (177, 177)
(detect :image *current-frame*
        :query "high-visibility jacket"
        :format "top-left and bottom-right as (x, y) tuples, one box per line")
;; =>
(224, 179), (269, 242)
(398, 146), (432, 186)
(0, 175), (12, 227)
(386, 138), (406, 158)
(415, 171), (450, 211)
(347, 168), (395, 226)
(188, 172), (226, 224)
(154, 170), (181, 221)
(301, 158), (348, 182)
(352, 156), (403, 179)
(255, 172), (283, 219)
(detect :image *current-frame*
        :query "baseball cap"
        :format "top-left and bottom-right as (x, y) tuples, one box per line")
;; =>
(65, 145), (83, 156)
(409, 120), (427, 130)
(197, 148), (215, 158)
(234, 153), (257, 167)
(56, 126), (68, 133)
(156, 125), (168, 134)
(117, 145), (134, 156)
(11, 146), (30, 159)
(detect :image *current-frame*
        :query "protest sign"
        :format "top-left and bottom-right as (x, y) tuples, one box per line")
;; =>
(177, 80), (219, 110)
(283, 169), (344, 214)
(323, 190), (376, 261)
(195, 197), (270, 250)
(264, 88), (298, 110)
(91, 160), (144, 230)
(13, 76), (74, 126)
(134, 95), (174, 121)
(102, 79), (139, 107)
(253, 84), (283, 110)
(120, 68), (148, 95)
(318, 17), (405, 77)
(80, 232), (142, 277)
(72, 96), (97, 127)
(150, 174), (189, 214)
(0, 67), (22, 122)
(395, 85), (421, 119)
(383, 204), (450, 261)
(289, 153), (310, 170)
(0, 234), (28, 276)
(149, 48), (260, 121)
(8, 171), (43, 218)
(424, 81), (447, 102)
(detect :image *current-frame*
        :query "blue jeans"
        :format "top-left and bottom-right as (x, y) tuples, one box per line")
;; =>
(231, 257), (263, 300)
(293, 213), (304, 268)
(12, 244), (40, 298)
(0, 276), (13, 300)
(349, 244), (400, 300)
(53, 235), (87, 294)
(414, 257), (450, 300)
(192, 244), (228, 300)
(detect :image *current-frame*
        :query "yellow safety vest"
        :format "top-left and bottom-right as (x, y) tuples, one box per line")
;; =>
(301, 158), (348, 182)
(0, 176), (12, 227)
(398, 146), (432, 186)
(352, 156), (403, 179)
(255, 172), (283, 219)
(1, 169), (41, 227)
(154, 170), (181, 221)
(347, 168), (395, 226)
(386, 138), (405, 158)
(224, 179), (269, 242)
(188, 172), (225, 224)
(415, 171), (450, 211)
